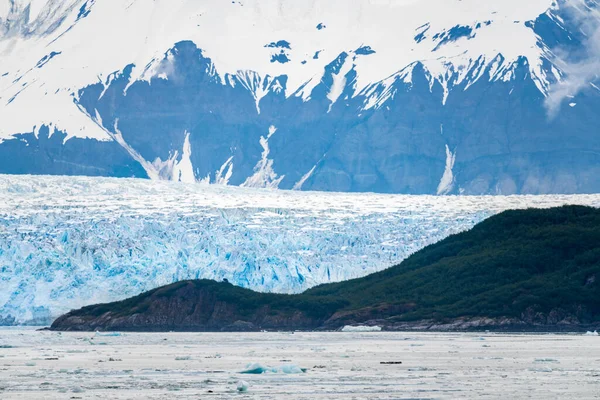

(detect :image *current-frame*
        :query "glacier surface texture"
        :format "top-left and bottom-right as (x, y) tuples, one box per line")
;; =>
(1, 175), (600, 324)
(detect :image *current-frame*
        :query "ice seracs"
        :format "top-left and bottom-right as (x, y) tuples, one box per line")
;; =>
(1, 174), (599, 325)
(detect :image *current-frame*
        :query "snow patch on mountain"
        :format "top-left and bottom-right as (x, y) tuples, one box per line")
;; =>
(234, 71), (277, 114)
(437, 145), (456, 195)
(242, 125), (285, 189)
(172, 132), (195, 183)
(327, 52), (354, 112)
(293, 165), (317, 191)
(150, 133), (197, 183)
(215, 156), (234, 185)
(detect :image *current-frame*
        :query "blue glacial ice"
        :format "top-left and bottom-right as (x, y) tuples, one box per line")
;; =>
(241, 363), (306, 374)
(1, 175), (600, 324)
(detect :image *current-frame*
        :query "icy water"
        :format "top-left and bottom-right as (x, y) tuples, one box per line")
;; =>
(1, 329), (599, 399)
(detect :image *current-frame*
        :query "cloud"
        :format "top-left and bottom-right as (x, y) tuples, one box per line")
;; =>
(545, 0), (600, 118)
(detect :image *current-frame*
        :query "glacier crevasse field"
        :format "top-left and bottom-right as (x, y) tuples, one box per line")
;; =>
(1, 175), (600, 324)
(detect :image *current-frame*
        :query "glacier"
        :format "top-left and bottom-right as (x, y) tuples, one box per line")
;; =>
(1, 175), (600, 325)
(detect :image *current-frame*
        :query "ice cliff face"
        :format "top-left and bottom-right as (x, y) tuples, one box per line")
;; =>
(1, 175), (600, 325)
(1, 0), (600, 194)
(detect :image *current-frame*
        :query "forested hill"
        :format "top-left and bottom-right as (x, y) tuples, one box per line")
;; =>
(52, 206), (600, 332)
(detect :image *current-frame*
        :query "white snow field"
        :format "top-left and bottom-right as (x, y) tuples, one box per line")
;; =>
(0, 0), (559, 141)
(1, 329), (599, 399)
(1, 174), (600, 324)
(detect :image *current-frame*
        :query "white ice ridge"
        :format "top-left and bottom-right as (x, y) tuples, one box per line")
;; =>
(1, 174), (600, 324)
(0, 0), (560, 141)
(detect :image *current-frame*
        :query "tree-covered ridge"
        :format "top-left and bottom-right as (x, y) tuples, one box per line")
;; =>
(52, 206), (600, 331)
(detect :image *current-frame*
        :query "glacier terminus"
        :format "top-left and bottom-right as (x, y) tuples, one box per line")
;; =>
(1, 175), (600, 325)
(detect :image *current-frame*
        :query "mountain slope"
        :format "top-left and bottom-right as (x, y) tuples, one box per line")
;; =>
(2, 0), (600, 194)
(51, 205), (600, 331)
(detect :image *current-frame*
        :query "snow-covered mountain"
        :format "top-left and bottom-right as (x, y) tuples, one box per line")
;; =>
(2, 175), (600, 325)
(1, 0), (600, 194)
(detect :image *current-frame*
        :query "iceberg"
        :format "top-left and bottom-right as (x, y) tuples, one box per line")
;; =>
(240, 362), (306, 374)
(94, 332), (122, 337)
(341, 325), (382, 332)
(585, 331), (598, 336)
(236, 380), (249, 392)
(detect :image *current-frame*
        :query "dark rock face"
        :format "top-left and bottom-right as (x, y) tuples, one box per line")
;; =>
(0, 126), (147, 178)
(51, 281), (323, 332)
(71, 40), (600, 194)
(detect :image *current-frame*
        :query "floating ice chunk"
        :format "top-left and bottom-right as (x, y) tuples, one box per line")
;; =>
(585, 331), (598, 336)
(95, 331), (122, 337)
(240, 363), (270, 374)
(279, 364), (305, 374)
(237, 380), (249, 392)
(408, 367), (434, 371)
(529, 366), (553, 373)
(240, 362), (306, 374)
(341, 325), (382, 332)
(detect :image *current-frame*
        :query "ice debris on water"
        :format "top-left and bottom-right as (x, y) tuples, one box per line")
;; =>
(529, 366), (553, 373)
(95, 331), (122, 337)
(240, 362), (307, 374)
(237, 380), (249, 392)
(341, 325), (382, 332)
(585, 331), (598, 336)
